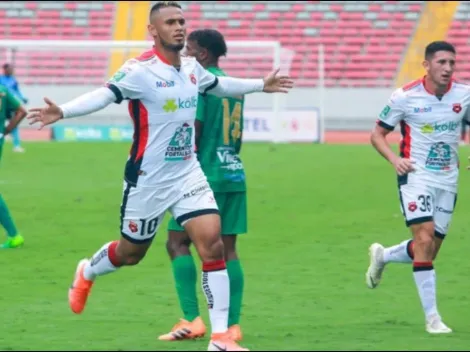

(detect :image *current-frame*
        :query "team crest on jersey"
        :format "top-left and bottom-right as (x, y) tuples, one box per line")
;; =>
(452, 103), (462, 113)
(128, 221), (139, 233)
(165, 123), (193, 161)
(408, 202), (417, 212)
(189, 73), (197, 85)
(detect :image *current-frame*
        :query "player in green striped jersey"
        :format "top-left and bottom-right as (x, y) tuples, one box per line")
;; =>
(159, 29), (247, 342)
(0, 84), (27, 248)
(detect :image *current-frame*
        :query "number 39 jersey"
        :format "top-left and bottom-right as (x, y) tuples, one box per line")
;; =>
(105, 48), (220, 189)
(196, 66), (246, 193)
(377, 77), (470, 192)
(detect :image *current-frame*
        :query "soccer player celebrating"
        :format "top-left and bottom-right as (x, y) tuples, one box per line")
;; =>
(0, 84), (27, 248)
(27, 2), (293, 351)
(366, 41), (469, 334)
(159, 29), (247, 342)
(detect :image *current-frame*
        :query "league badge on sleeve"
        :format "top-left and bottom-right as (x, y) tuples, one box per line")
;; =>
(380, 105), (391, 119)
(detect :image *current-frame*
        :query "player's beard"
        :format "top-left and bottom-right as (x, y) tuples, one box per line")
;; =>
(160, 37), (184, 53)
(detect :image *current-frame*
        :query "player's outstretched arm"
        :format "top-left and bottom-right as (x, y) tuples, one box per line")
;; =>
(200, 66), (294, 98)
(27, 87), (116, 130)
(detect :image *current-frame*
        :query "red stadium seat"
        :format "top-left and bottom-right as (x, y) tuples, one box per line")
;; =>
(0, 1), (428, 86)
(0, 1), (115, 84)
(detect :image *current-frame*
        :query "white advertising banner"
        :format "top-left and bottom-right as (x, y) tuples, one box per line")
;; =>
(243, 108), (320, 143)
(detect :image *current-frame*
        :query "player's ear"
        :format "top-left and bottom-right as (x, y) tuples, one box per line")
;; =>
(422, 59), (429, 71)
(148, 23), (158, 38)
(200, 48), (209, 61)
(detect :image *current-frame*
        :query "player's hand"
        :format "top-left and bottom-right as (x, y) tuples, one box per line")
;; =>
(262, 68), (294, 93)
(27, 97), (63, 130)
(392, 157), (415, 176)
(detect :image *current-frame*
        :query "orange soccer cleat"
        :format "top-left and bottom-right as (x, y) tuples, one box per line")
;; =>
(158, 316), (207, 341)
(68, 259), (94, 314)
(208, 331), (249, 351)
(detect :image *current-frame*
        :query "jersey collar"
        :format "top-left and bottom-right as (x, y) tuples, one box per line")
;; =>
(152, 47), (171, 65)
(421, 75), (452, 96)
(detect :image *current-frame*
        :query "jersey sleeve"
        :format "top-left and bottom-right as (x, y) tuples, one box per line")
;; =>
(105, 60), (144, 103)
(196, 94), (207, 122)
(5, 89), (21, 112)
(194, 61), (219, 95)
(464, 104), (470, 125)
(376, 88), (406, 131)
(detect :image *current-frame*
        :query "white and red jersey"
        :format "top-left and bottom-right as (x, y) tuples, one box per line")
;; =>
(377, 77), (470, 192)
(106, 48), (219, 188)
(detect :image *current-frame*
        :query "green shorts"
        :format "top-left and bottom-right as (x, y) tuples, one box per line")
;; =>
(168, 191), (247, 235)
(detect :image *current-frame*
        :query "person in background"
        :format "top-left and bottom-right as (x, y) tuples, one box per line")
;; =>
(0, 63), (28, 152)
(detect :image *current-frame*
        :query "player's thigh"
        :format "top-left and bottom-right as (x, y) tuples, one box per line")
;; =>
(120, 182), (165, 256)
(433, 189), (457, 239)
(399, 183), (435, 228)
(170, 182), (222, 260)
(218, 192), (248, 236)
(170, 182), (219, 228)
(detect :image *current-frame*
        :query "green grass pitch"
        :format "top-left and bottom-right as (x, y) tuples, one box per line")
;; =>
(1, 142), (470, 351)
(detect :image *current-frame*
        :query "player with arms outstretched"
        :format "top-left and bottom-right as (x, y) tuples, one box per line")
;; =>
(27, 2), (293, 351)
(159, 29), (247, 342)
(366, 41), (470, 334)
(0, 84), (27, 248)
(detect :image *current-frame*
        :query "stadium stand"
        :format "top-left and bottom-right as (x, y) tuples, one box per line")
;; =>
(0, 1), (115, 85)
(0, 1), (429, 87)
(446, 1), (470, 81)
(180, 1), (424, 87)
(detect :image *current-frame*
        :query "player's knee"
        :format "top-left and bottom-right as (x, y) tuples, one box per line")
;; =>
(184, 213), (223, 261)
(192, 225), (224, 262)
(166, 231), (191, 258)
(199, 236), (224, 262)
(413, 226), (435, 249)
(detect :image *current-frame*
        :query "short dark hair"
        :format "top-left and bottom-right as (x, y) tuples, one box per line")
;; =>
(188, 29), (227, 59)
(425, 41), (456, 60)
(149, 1), (181, 20)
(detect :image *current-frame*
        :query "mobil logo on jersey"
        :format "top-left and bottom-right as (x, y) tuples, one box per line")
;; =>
(421, 121), (459, 134)
(413, 106), (432, 113)
(156, 80), (175, 88)
(163, 96), (197, 112)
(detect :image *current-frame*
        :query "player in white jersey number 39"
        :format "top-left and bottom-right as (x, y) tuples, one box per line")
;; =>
(27, 2), (293, 351)
(367, 41), (470, 334)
